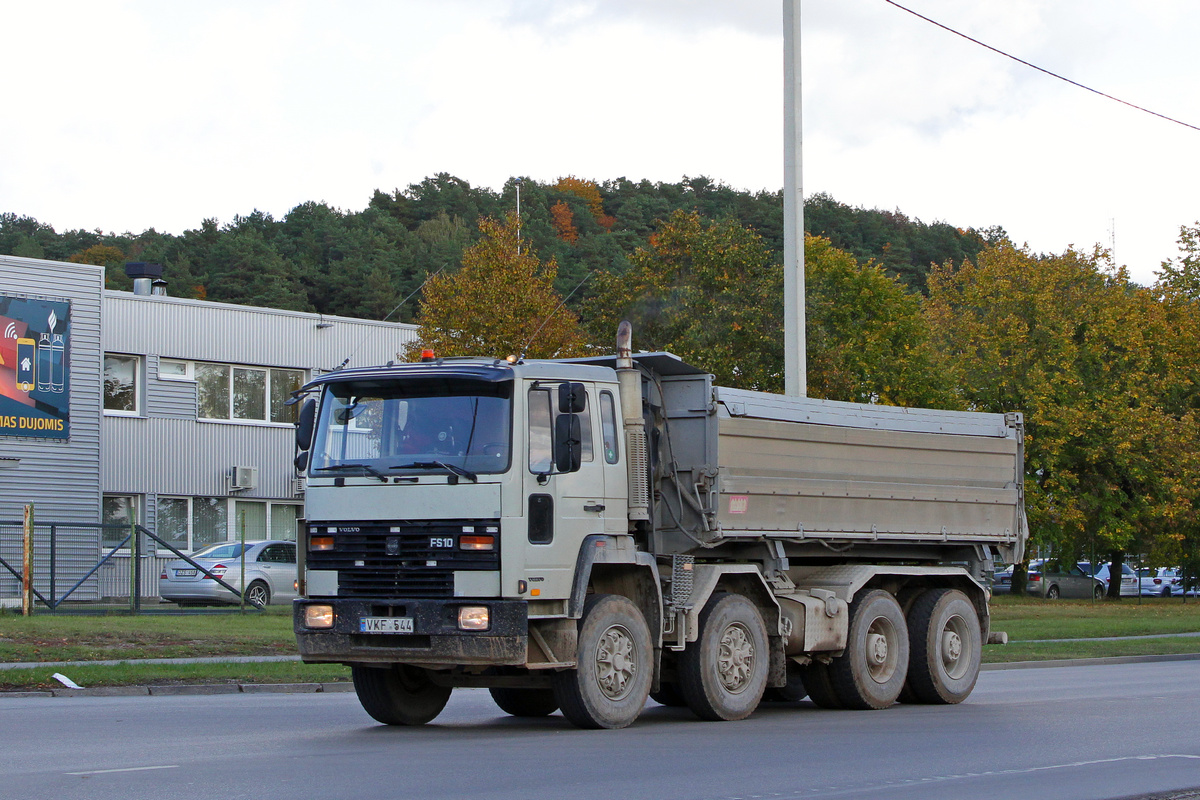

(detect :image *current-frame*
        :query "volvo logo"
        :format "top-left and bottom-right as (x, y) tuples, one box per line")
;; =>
(386, 537), (401, 556)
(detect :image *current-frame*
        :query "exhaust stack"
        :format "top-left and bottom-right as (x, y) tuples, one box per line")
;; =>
(616, 321), (649, 522)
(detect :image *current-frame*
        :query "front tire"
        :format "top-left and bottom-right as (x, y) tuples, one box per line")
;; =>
(904, 589), (981, 705)
(352, 665), (452, 726)
(828, 589), (908, 710)
(679, 593), (769, 721)
(552, 594), (652, 729)
(489, 687), (559, 717)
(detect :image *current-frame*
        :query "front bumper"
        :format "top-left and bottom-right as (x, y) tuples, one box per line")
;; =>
(293, 598), (527, 666)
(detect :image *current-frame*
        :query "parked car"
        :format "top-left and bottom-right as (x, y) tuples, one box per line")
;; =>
(1082, 561), (1140, 597)
(1138, 567), (1182, 597)
(991, 563), (1013, 594)
(1026, 559), (1106, 600)
(159, 540), (298, 607)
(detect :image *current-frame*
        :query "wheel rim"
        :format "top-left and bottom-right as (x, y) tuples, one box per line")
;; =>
(864, 616), (899, 684)
(716, 622), (756, 694)
(595, 623), (638, 701)
(939, 613), (970, 680)
(248, 585), (267, 606)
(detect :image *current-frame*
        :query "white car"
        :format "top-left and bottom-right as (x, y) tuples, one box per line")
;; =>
(1082, 561), (1140, 597)
(1138, 567), (1182, 597)
(159, 540), (298, 607)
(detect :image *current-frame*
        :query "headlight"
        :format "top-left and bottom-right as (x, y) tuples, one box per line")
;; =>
(457, 606), (490, 631)
(304, 604), (335, 629)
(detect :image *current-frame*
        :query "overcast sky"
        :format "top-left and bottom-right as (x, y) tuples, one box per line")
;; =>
(3, 0), (1198, 285)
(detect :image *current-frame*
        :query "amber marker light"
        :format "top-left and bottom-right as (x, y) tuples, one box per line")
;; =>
(459, 535), (495, 551)
(304, 605), (335, 629)
(457, 606), (490, 630)
(310, 535), (335, 551)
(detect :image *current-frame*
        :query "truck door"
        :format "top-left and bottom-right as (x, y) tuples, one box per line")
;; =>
(524, 382), (606, 600)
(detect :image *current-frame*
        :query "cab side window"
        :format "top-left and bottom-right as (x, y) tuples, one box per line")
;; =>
(528, 385), (594, 473)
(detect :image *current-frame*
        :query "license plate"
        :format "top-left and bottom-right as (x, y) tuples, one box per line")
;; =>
(175, 569), (196, 578)
(359, 617), (414, 634)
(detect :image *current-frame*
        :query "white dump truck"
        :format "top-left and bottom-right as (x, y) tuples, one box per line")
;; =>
(292, 323), (1026, 729)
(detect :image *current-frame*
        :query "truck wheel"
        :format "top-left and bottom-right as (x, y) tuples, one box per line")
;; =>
(679, 593), (769, 721)
(762, 662), (808, 703)
(828, 589), (909, 710)
(649, 682), (687, 707)
(351, 665), (452, 725)
(904, 589), (981, 704)
(489, 687), (560, 717)
(552, 594), (652, 729)
(800, 661), (842, 708)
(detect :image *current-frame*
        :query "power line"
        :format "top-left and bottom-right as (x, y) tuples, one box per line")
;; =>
(882, 0), (1200, 133)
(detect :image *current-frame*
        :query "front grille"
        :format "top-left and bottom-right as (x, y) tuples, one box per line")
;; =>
(308, 520), (499, 599)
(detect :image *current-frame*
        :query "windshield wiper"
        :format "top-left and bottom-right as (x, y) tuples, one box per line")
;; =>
(314, 463), (389, 483)
(394, 461), (479, 483)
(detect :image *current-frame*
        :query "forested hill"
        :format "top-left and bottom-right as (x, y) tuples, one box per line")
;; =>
(0, 174), (1003, 321)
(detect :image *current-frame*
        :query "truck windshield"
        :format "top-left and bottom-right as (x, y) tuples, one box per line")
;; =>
(310, 378), (512, 477)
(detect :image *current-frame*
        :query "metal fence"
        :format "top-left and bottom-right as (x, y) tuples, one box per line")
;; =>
(0, 515), (259, 614)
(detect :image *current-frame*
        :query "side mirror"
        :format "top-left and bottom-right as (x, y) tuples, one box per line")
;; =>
(558, 382), (586, 414)
(296, 399), (317, 452)
(554, 413), (582, 473)
(294, 451), (310, 472)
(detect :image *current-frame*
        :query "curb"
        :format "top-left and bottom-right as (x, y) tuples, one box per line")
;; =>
(981, 652), (1200, 670)
(0, 681), (354, 698)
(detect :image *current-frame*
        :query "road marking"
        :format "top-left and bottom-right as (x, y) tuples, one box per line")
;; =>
(66, 765), (179, 776)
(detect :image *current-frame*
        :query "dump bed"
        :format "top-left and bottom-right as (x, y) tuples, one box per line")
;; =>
(650, 369), (1026, 566)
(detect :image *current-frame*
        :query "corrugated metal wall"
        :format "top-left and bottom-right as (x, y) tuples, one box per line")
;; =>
(0, 256), (104, 601)
(103, 292), (418, 372)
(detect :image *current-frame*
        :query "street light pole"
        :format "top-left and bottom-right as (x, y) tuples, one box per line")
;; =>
(783, 0), (806, 396)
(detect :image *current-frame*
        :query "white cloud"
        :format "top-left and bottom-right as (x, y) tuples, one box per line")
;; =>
(1, 0), (1197, 282)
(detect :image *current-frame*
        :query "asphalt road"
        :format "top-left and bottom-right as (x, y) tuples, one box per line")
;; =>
(2, 660), (1198, 800)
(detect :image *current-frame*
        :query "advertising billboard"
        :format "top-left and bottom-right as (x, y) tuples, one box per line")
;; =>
(0, 294), (70, 439)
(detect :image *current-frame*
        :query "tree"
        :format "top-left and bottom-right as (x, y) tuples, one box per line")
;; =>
(69, 244), (127, 289)
(585, 210), (784, 391)
(408, 214), (588, 360)
(926, 244), (1200, 596)
(586, 210), (952, 404)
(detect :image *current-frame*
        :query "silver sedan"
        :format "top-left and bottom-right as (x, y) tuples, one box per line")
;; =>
(158, 540), (298, 607)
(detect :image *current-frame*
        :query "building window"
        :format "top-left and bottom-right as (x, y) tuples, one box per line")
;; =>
(103, 355), (139, 414)
(153, 497), (300, 551)
(195, 364), (231, 419)
(102, 494), (139, 549)
(157, 497), (190, 551)
(194, 362), (304, 424)
(158, 359), (192, 380)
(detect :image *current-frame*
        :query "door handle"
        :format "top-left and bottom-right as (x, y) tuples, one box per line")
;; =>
(583, 503), (605, 513)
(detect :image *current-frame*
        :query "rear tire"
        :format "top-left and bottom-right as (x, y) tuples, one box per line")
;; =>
(1092, 585), (1103, 600)
(352, 665), (452, 726)
(679, 593), (769, 721)
(489, 687), (559, 717)
(800, 661), (841, 709)
(828, 589), (908, 710)
(552, 594), (652, 729)
(649, 681), (687, 707)
(1046, 584), (1061, 599)
(762, 661), (808, 703)
(245, 580), (270, 608)
(904, 589), (981, 704)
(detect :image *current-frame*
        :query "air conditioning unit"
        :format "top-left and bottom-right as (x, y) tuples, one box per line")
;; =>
(291, 477), (306, 497)
(230, 465), (259, 490)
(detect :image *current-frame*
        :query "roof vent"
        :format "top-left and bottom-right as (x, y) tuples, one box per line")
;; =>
(125, 263), (163, 296)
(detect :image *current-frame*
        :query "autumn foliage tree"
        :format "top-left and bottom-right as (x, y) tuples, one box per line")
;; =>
(926, 244), (1200, 595)
(550, 201), (578, 244)
(409, 214), (589, 360)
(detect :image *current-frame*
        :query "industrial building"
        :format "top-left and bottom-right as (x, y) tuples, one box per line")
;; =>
(0, 254), (417, 601)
